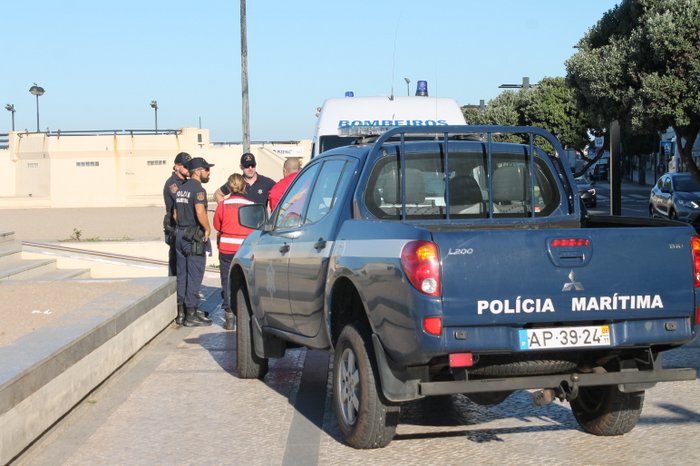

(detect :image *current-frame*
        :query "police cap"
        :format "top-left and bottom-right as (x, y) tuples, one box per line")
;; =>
(187, 157), (215, 170)
(174, 152), (192, 165)
(240, 153), (256, 167)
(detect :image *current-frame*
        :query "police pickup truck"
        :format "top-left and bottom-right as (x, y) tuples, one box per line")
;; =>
(231, 125), (698, 449)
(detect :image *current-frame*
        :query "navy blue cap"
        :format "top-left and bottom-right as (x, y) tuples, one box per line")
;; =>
(174, 152), (192, 165)
(187, 157), (215, 170)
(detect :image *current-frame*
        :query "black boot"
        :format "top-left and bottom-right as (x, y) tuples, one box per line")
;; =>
(223, 310), (237, 331)
(175, 304), (185, 326)
(195, 308), (212, 325)
(184, 307), (212, 327)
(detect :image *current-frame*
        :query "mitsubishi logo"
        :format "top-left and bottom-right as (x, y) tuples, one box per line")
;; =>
(562, 270), (584, 292)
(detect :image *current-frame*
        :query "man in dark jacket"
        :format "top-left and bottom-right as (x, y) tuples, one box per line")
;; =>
(163, 152), (191, 278)
(174, 157), (215, 327)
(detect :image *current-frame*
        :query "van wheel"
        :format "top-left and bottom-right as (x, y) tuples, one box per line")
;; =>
(333, 323), (400, 449)
(236, 288), (268, 379)
(570, 385), (644, 436)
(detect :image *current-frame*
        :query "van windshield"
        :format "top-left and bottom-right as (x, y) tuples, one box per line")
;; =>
(319, 135), (355, 154)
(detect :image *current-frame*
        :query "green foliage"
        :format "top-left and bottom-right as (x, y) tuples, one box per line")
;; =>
(462, 77), (590, 150)
(566, 0), (700, 177)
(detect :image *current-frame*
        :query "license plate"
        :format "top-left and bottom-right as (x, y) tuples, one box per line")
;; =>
(518, 325), (610, 350)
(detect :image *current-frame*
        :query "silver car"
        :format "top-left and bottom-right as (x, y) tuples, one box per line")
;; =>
(649, 173), (700, 224)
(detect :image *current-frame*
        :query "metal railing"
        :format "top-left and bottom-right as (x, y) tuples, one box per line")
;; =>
(14, 129), (181, 138)
(0, 133), (8, 149)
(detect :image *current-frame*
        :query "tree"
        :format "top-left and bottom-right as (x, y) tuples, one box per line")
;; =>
(566, 0), (700, 180)
(520, 77), (590, 151)
(462, 77), (590, 151)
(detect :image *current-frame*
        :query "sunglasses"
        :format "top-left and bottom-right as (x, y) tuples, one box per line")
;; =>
(243, 164), (256, 168)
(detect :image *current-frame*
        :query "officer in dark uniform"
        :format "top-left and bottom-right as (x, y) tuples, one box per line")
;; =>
(174, 157), (215, 327)
(214, 152), (276, 206)
(163, 152), (191, 326)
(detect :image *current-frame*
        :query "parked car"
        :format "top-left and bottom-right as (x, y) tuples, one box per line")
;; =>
(649, 172), (700, 224)
(575, 175), (596, 207)
(589, 160), (608, 182)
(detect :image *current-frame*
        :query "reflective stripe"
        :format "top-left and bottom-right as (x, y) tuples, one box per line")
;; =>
(220, 237), (245, 245)
(223, 198), (254, 205)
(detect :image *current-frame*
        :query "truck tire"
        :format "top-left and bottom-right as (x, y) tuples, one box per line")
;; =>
(469, 358), (577, 377)
(570, 385), (644, 436)
(236, 288), (268, 379)
(333, 323), (400, 449)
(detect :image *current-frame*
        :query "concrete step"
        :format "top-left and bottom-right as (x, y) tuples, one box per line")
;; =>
(0, 231), (15, 243)
(0, 240), (22, 267)
(8, 266), (92, 281)
(0, 257), (58, 281)
(0, 277), (177, 465)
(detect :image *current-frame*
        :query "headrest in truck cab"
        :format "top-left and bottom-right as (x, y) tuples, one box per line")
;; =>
(493, 166), (527, 202)
(382, 168), (426, 205)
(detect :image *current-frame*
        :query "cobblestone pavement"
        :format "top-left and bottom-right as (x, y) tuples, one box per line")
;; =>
(15, 278), (700, 465)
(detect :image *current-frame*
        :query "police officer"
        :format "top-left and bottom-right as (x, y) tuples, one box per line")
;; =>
(174, 157), (215, 327)
(163, 152), (191, 275)
(214, 153), (276, 206)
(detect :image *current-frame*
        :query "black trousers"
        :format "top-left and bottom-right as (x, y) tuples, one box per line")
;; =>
(219, 252), (235, 311)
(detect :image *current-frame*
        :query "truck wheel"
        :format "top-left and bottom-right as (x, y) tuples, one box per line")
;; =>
(333, 323), (400, 449)
(236, 288), (268, 379)
(570, 385), (644, 436)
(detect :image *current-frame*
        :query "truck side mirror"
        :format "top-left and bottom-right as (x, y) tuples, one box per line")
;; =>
(238, 204), (268, 229)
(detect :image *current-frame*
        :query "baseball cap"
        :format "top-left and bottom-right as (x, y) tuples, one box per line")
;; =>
(187, 157), (215, 170)
(240, 153), (256, 167)
(174, 152), (192, 165)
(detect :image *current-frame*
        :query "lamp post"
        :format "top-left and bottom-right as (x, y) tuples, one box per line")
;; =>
(4, 104), (15, 131)
(150, 100), (158, 134)
(29, 83), (45, 132)
(404, 77), (411, 96)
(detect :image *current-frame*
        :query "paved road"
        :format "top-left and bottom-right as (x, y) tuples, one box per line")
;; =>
(15, 279), (700, 466)
(10, 182), (700, 465)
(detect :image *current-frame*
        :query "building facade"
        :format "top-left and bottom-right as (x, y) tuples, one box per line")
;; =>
(0, 128), (310, 208)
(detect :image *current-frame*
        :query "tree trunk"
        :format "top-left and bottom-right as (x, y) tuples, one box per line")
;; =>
(674, 126), (700, 183)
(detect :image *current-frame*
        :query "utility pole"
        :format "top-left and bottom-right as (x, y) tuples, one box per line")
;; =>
(610, 120), (621, 215)
(240, 0), (250, 153)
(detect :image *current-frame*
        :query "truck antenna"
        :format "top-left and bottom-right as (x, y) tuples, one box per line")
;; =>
(389, 15), (401, 101)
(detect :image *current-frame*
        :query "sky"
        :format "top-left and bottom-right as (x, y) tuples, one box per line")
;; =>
(1, 1), (620, 142)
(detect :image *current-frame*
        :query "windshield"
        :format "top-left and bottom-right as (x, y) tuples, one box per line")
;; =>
(318, 135), (355, 154)
(674, 175), (700, 192)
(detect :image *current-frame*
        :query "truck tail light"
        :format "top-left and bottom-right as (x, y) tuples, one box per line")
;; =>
(449, 353), (474, 367)
(692, 236), (700, 288)
(401, 240), (441, 297)
(423, 316), (442, 336)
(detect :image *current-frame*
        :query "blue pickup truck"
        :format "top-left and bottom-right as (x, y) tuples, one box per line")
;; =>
(231, 126), (698, 449)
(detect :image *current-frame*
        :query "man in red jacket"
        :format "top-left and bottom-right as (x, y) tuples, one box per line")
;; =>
(214, 173), (254, 330)
(268, 158), (301, 211)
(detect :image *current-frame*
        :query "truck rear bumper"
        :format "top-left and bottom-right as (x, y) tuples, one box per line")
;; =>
(372, 334), (697, 402)
(419, 367), (697, 396)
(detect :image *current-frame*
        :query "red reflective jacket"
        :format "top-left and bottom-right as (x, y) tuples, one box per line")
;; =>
(213, 195), (255, 255)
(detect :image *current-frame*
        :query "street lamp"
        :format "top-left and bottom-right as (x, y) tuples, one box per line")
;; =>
(150, 100), (158, 134)
(4, 104), (15, 131)
(29, 83), (45, 132)
(404, 77), (411, 96)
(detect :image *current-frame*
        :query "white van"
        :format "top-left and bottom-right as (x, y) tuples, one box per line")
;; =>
(312, 88), (466, 157)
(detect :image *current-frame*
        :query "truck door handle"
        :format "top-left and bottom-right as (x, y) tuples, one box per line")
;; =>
(314, 238), (327, 251)
(279, 243), (290, 254)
